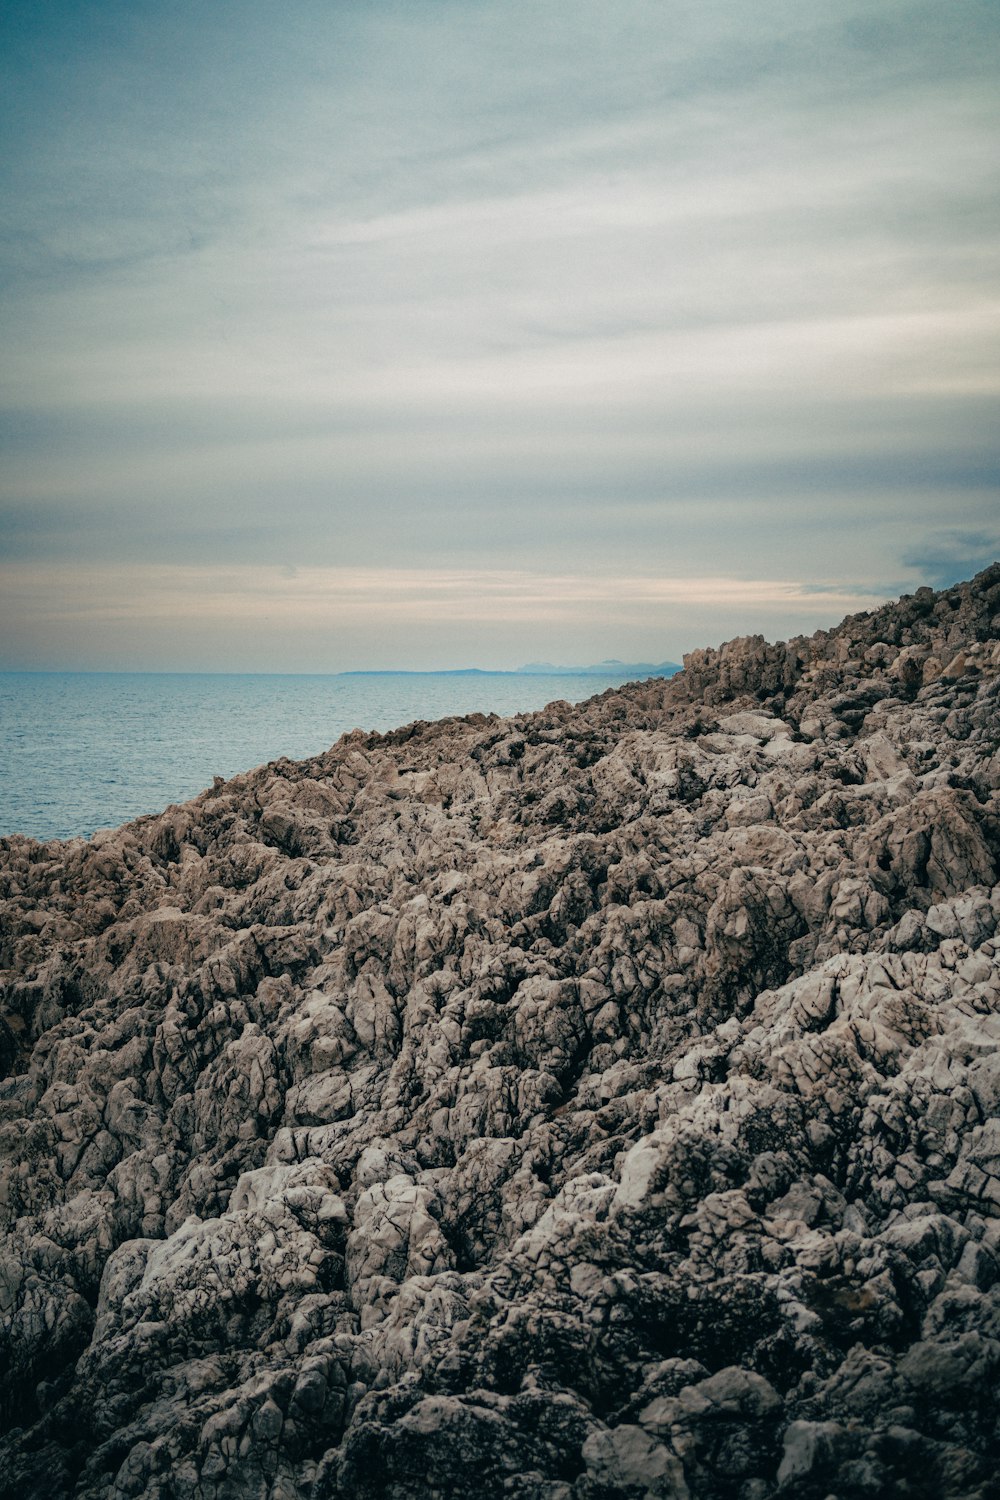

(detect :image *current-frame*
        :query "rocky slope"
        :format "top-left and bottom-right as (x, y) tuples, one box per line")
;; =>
(1, 567), (999, 1500)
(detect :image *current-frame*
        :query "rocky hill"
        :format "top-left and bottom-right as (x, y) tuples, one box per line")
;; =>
(1, 567), (999, 1500)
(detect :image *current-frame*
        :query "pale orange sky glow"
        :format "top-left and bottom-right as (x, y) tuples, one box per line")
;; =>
(2, 0), (997, 669)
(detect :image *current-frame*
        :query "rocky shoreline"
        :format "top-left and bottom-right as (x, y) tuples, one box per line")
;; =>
(1, 566), (999, 1498)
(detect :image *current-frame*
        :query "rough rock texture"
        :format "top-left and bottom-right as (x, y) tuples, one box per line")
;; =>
(2, 566), (1000, 1499)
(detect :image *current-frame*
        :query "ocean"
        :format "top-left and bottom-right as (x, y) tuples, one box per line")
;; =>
(0, 670), (636, 843)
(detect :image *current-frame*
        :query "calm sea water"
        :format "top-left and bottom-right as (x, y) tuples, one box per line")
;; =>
(0, 671), (633, 842)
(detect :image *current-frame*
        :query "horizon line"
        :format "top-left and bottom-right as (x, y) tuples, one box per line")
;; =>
(0, 663), (683, 679)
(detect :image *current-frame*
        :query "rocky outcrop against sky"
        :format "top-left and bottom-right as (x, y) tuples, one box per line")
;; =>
(1, 567), (1000, 1500)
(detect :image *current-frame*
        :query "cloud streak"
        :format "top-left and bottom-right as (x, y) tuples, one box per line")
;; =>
(0, 561), (894, 672)
(1, 0), (997, 668)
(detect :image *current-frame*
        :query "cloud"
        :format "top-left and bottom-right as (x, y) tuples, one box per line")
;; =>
(1, 0), (998, 668)
(0, 560), (896, 671)
(0, 561), (893, 623)
(902, 531), (1000, 590)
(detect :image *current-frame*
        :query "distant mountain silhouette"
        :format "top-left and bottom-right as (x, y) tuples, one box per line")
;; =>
(340, 661), (682, 678)
(516, 658), (681, 677)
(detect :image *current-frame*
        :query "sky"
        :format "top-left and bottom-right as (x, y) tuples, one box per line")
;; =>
(1, 0), (998, 671)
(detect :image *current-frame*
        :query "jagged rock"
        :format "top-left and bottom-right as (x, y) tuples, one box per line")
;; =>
(1, 566), (999, 1497)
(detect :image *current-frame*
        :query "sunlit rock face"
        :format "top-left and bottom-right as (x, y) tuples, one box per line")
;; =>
(1, 565), (999, 1500)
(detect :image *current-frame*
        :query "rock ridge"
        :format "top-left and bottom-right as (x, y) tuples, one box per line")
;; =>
(0, 564), (999, 1498)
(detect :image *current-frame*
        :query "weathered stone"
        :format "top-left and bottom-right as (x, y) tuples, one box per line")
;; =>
(0, 564), (999, 1498)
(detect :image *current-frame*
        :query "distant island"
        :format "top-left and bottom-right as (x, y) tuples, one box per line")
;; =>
(515, 657), (681, 677)
(340, 659), (682, 678)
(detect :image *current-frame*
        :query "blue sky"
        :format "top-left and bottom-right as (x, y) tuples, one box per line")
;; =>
(2, 0), (998, 670)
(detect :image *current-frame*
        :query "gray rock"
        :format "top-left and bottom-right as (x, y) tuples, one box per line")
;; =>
(1, 564), (999, 1498)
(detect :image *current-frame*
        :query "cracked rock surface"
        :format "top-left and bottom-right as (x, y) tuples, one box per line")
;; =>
(2, 566), (1000, 1498)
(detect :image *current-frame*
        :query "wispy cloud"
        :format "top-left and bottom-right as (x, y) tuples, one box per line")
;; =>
(0, 561), (895, 671)
(902, 530), (1000, 590)
(0, 562), (892, 618)
(1, 0), (998, 668)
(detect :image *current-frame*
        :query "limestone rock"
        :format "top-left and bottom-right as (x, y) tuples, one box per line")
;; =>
(1, 564), (999, 1498)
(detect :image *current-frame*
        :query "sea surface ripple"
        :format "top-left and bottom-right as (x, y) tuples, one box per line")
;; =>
(0, 670), (633, 841)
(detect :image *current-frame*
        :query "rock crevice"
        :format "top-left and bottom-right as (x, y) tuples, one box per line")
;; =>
(1, 566), (999, 1497)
